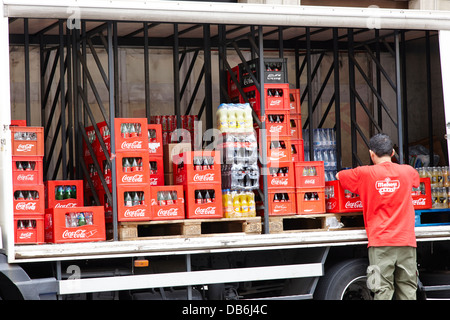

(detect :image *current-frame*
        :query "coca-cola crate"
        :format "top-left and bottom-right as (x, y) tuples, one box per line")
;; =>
(96, 120), (111, 156)
(227, 65), (240, 99)
(412, 178), (432, 210)
(117, 185), (151, 221)
(12, 156), (44, 186)
(185, 184), (223, 219)
(260, 162), (295, 190)
(83, 153), (112, 192)
(239, 58), (288, 88)
(173, 151), (221, 186)
(256, 111), (290, 137)
(294, 161), (325, 189)
(116, 151), (149, 186)
(114, 118), (148, 153)
(291, 139), (304, 163)
(44, 206), (106, 243)
(13, 185), (45, 215)
(150, 185), (185, 220)
(148, 124), (163, 157)
(14, 214), (44, 244)
(45, 180), (84, 209)
(290, 115), (302, 140)
(262, 135), (292, 165)
(149, 156), (164, 186)
(267, 188), (296, 216)
(11, 126), (44, 156)
(242, 84), (290, 115)
(11, 120), (27, 126)
(325, 180), (362, 213)
(289, 89), (301, 115)
(296, 187), (326, 215)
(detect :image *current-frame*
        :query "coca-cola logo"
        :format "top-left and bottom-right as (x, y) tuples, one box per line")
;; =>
(16, 202), (36, 211)
(54, 202), (77, 208)
(271, 178), (288, 186)
(326, 200), (337, 210)
(267, 73), (282, 80)
(124, 208), (146, 217)
(269, 125), (283, 133)
(17, 174), (35, 181)
(150, 177), (160, 185)
(412, 198), (427, 206)
(269, 99), (282, 106)
(303, 179), (316, 185)
(194, 206), (216, 215)
(122, 174), (144, 183)
(270, 150), (286, 160)
(157, 208), (179, 216)
(193, 173), (215, 182)
(62, 229), (98, 239)
(273, 204), (288, 212)
(243, 76), (253, 86)
(121, 140), (143, 149)
(19, 231), (33, 239)
(16, 144), (34, 152)
(345, 200), (363, 209)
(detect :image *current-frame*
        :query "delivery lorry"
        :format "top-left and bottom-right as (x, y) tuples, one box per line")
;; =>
(1, 0), (450, 300)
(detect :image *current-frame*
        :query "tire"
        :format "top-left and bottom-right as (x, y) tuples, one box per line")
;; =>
(314, 258), (373, 300)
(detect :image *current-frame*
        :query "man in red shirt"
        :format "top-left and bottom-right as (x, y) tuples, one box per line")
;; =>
(336, 133), (420, 300)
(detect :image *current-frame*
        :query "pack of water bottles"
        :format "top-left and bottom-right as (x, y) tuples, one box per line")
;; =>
(303, 128), (337, 181)
(220, 133), (259, 191)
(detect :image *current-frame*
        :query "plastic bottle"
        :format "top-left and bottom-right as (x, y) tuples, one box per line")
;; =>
(240, 191), (249, 217)
(243, 104), (253, 132)
(235, 106), (245, 133)
(233, 191), (242, 217)
(247, 192), (256, 217)
(223, 189), (233, 218)
(227, 106), (237, 132)
(217, 104), (229, 133)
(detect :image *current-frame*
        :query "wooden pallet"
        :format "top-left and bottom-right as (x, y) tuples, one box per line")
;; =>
(267, 212), (364, 233)
(118, 217), (262, 240)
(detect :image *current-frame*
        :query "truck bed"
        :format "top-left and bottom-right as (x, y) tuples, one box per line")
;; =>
(11, 225), (450, 263)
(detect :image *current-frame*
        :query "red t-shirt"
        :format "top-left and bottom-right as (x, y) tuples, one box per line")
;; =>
(338, 162), (420, 247)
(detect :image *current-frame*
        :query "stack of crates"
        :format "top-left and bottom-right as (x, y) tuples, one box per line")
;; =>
(174, 151), (223, 219)
(10, 121), (45, 244)
(288, 89), (303, 163)
(294, 161), (326, 214)
(147, 124), (164, 187)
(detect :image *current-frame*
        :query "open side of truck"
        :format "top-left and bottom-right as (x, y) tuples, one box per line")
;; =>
(1, 1), (450, 300)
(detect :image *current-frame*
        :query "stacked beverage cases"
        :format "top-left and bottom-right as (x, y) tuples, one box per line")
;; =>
(217, 103), (258, 218)
(11, 122), (46, 244)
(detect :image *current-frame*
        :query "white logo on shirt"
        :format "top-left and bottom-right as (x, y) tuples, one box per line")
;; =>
(375, 178), (400, 195)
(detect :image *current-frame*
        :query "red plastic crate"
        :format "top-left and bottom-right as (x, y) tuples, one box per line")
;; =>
(44, 206), (106, 243)
(96, 121), (112, 156)
(12, 156), (44, 186)
(11, 126), (44, 156)
(294, 161), (325, 189)
(117, 185), (151, 221)
(289, 89), (301, 115)
(13, 185), (45, 215)
(290, 115), (302, 140)
(261, 162), (295, 189)
(11, 120), (27, 127)
(291, 139), (304, 163)
(148, 124), (163, 157)
(260, 111), (291, 137)
(227, 65), (240, 99)
(173, 151), (221, 186)
(14, 214), (44, 244)
(149, 156), (164, 186)
(412, 178), (432, 210)
(114, 118), (148, 152)
(263, 135), (292, 165)
(239, 58), (288, 87)
(150, 185), (185, 220)
(296, 187), (326, 215)
(45, 180), (84, 209)
(115, 151), (149, 186)
(265, 84), (290, 111)
(185, 184), (223, 219)
(267, 189), (296, 216)
(325, 180), (363, 213)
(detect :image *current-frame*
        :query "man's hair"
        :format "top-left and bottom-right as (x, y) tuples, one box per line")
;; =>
(369, 133), (393, 157)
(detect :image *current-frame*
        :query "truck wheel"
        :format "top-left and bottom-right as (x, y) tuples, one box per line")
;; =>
(314, 258), (373, 300)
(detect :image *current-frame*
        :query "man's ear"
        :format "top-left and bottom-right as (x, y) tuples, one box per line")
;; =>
(391, 149), (395, 157)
